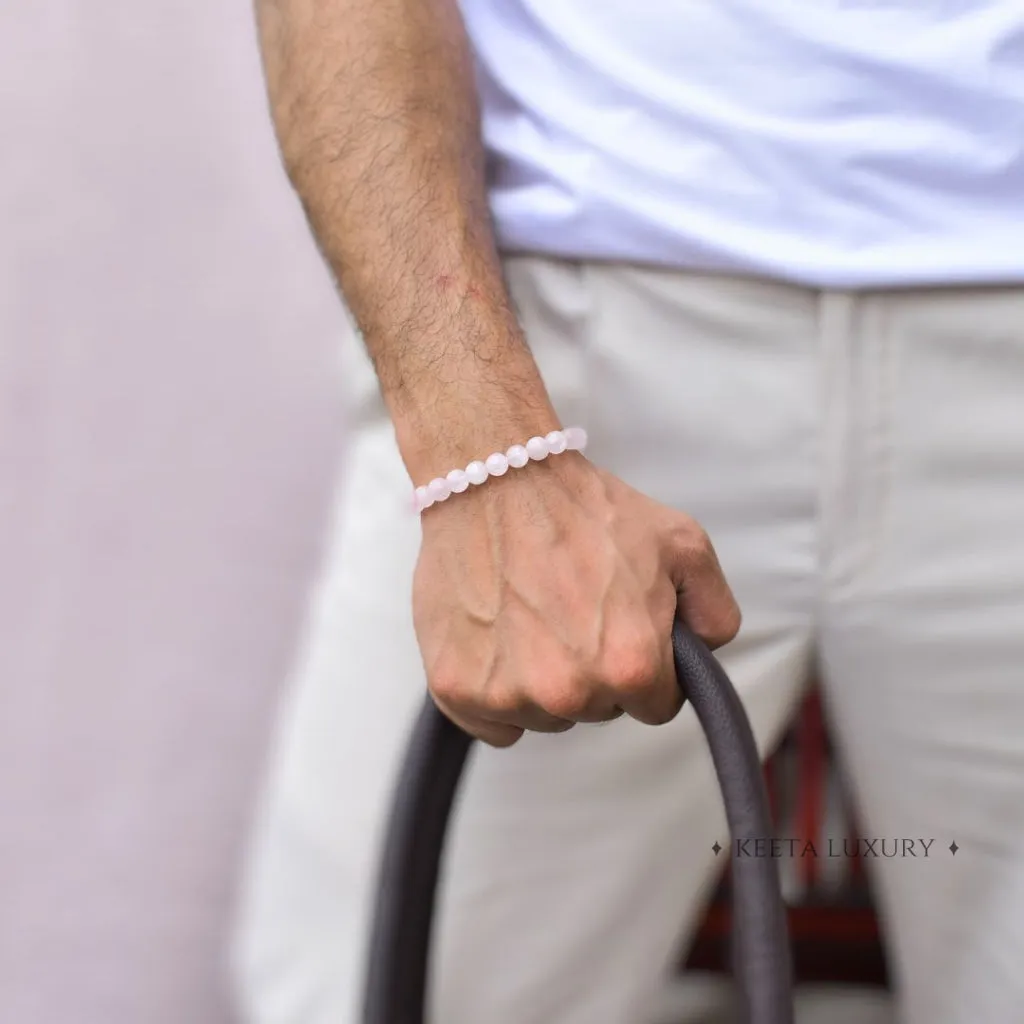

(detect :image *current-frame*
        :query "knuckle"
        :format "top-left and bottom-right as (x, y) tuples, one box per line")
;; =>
(667, 522), (719, 577)
(485, 686), (526, 718)
(696, 601), (743, 648)
(668, 518), (705, 548)
(541, 680), (590, 721)
(429, 669), (465, 706)
(689, 527), (717, 565)
(604, 641), (662, 694)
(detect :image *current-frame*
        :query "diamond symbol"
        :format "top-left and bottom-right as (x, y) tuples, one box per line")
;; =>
(950, 841), (959, 855)
(712, 842), (722, 855)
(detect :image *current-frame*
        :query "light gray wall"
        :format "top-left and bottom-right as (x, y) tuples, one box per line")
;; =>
(0, 4), (347, 1021)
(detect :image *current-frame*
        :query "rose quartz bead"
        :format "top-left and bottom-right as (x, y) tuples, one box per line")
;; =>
(545, 430), (567, 455)
(525, 435), (549, 460)
(414, 428), (588, 510)
(427, 477), (451, 503)
(506, 444), (529, 469)
(563, 426), (588, 451)
(485, 452), (509, 476)
(446, 468), (470, 493)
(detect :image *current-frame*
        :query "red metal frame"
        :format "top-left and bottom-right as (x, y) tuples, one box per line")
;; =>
(681, 686), (889, 987)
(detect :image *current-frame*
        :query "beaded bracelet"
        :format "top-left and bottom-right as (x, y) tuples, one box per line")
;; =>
(413, 426), (588, 513)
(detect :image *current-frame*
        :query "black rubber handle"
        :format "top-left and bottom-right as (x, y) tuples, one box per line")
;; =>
(362, 619), (794, 1024)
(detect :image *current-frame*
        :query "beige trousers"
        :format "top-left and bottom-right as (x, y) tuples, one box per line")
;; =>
(233, 258), (1024, 1024)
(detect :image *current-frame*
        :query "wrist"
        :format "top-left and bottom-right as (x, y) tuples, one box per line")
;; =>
(385, 344), (562, 484)
(396, 400), (564, 485)
(413, 424), (589, 513)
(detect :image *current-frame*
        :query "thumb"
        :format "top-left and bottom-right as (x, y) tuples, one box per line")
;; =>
(663, 521), (742, 650)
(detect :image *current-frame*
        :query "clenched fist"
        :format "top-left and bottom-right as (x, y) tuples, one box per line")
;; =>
(413, 451), (740, 747)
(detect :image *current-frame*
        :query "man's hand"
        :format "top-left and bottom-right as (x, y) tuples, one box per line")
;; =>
(414, 453), (741, 747)
(255, 0), (740, 742)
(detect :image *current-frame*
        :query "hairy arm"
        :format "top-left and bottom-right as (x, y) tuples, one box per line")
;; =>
(255, 0), (740, 747)
(255, 0), (559, 483)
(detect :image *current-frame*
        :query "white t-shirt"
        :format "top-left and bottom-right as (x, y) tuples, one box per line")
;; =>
(460, 1), (1024, 288)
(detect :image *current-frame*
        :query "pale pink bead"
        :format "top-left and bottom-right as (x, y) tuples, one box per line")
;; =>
(465, 460), (489, 485)
(485, 452), (509, 476)
(563, 426), (588, 451)
(414, 485), (431, 512)
(446, 468), (470, 493)
(525, 435), (549, 461)
(427, 477), (451, 503)
(545, 430), (567, 455)
(506, 444), (529, 469)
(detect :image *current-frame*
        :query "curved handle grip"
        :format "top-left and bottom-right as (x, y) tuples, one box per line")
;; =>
(363, 620), (794, 1024)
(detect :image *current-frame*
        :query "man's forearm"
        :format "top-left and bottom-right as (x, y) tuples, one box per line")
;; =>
(255, 0), (559, 480)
